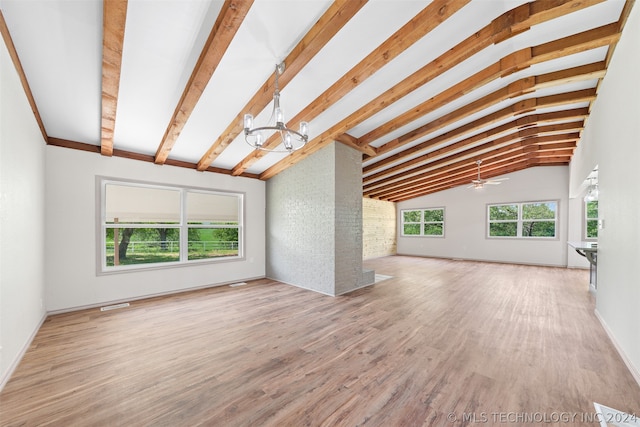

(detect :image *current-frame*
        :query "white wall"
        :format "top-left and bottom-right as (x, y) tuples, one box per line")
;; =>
(397, 166), (570, 267)
(569, 3), (640, 382)
(266, 142), (368, 296)
(0, 34), (47, 387)
(45, 147), (265, 312)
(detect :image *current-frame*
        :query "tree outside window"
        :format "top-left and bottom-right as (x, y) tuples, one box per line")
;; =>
(401, 208), (445, 237)
(102, 180), (242, 272)
(585, 200), (598, 239)
(488, 201), (557, 238)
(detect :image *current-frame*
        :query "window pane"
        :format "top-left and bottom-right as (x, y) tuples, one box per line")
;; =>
(188, 228), (239, 260)
(403, 210), (421, 222)
(106, 184), (180, 224)
(424, 209), (444, 222)
(522, 221), (556, 237)
(105, 227), (180, 267)
(489, 205), (518, 220)
(187, 192), (239, 225)
(586, 219), (598, 238)
(403, 224), (420, 235)
(586, 201), (598, 219)
(424, 223), (443, 236)
(522, 202), (556, 220)
(489, 222), (517, 237)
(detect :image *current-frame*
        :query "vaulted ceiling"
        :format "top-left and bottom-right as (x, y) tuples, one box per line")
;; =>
(0, 0), (632, 201)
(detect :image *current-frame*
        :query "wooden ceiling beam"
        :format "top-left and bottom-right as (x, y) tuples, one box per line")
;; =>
(365, 132), (579, 198)
(377, 153), (573, 201)
(195, 0), (369, 171)
(371, 133), (579, 196)
(100, 0), (128, 157)
(47, 137), (259, 178)
(0, 10), (48, 142)
(359, 56), (603, 150)
(531, 22), (620, 63)
(383, 86), (594, 156)
(260, 0), (604, 180)
(385, 160), (532, 202)
(523, 141), (577, 153)
(366, 144), (529, 198)
(528, 156), (572, 165)
(363, 120), (583, 189)
(365, 133), (580, 198)
(382, 151), (572, 201)
(385, 153), (574, 202)
(154, 0), (253, 165)
(363, 86), (593, 180)
(378, 158), (525, 200)
(368, 21), (615, 156)
(333, 133), (371, 155)
(363, 107), (587, 180)
(228, 0), (469, 176)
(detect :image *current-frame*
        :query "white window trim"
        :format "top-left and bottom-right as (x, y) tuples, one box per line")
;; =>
(96, 176), (244, 275)
(584, 200), (598, 241)
(487, 200), (558, 239)
(400, 207), (445, 237)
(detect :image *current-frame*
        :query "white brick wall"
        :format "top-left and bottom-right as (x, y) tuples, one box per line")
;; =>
(266, 142), (366, 295)
(334, 143), (364, 295)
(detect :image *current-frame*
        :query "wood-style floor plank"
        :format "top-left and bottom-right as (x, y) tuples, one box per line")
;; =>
(2, 256), (639, 426)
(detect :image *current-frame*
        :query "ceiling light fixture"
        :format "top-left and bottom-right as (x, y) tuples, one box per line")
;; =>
(243, 62), (308, 153)
(584, 178), (599, 202)
(468, 160), (508, 189)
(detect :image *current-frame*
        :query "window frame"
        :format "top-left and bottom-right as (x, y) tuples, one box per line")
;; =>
(584, 199), (598, 240)
(487, 200), (558, 239)
(400, 207), (445, 237)
(97, 177), (244, 274)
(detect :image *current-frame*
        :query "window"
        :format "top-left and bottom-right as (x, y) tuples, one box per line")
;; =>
(585, 200), (598, 239)
(488, 201), (557, 238)
(401, 208), (444, 237)
(100, 178), (242, 272)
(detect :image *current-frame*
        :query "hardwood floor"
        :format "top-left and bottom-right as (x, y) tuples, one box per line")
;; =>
(2, 256), (639, 426)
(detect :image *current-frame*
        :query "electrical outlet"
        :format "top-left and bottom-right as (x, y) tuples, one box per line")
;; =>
(598, 219), (605, 230)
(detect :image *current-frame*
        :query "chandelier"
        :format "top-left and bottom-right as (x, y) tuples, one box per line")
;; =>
(243, 62), (309, 152)
(584, 178), (599, 202)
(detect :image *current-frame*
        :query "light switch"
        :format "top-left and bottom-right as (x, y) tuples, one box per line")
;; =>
(598, 219), (605, 230)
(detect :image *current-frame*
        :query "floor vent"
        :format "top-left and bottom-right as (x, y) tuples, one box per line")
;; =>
(100, 302), (130, 311)
(229, 282), (248, 287)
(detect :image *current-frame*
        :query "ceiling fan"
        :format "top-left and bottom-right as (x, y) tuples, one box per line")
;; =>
(468, 160), (509, 189)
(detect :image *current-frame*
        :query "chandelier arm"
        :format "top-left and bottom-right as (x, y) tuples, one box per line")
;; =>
(246, 126), (307, 141)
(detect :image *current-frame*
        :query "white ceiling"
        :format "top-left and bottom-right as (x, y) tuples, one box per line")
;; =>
(0, 0), (629, 200)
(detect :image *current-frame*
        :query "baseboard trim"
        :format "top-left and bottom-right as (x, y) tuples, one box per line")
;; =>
(47, 276), (266, 315)
(394, 253), (567, 268)
(0, 312), (47, 392)
(594, 309), (640, 388)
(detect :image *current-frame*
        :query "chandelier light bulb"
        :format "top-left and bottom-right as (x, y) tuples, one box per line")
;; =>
(275, 107), (284, 125)
(243, 114), (253, 130)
